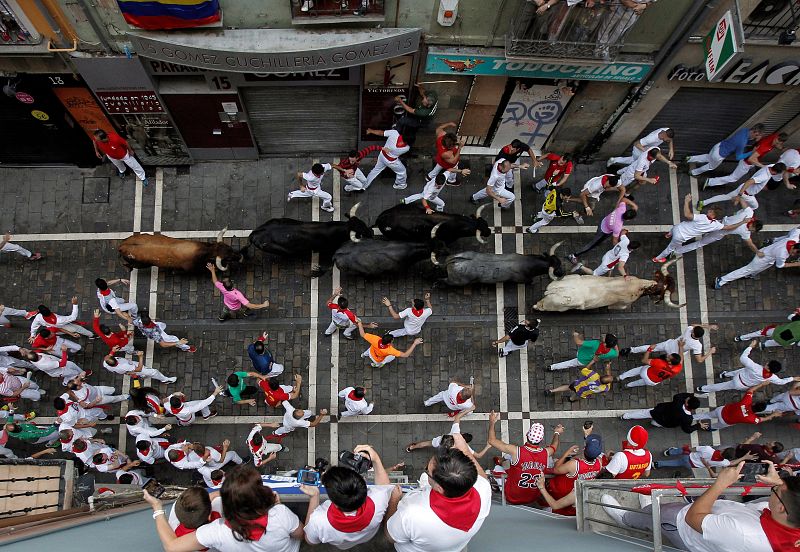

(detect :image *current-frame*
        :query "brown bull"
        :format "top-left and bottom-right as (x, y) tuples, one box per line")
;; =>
(118, 229), (242, 272)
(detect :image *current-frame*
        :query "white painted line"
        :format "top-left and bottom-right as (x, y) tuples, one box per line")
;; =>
(307, 159), (321, 465)
(9, 232), (134, 242)
(330, 168), (341, 464)
(688, 172), (720, 446)
(153, 168), (164, 233)
(495, 174), (509, 442)
(117, 267), (138, 451)
(668, 167), (699, 448)
(514, 167), (530, 432)
(133, 179), (143, 234)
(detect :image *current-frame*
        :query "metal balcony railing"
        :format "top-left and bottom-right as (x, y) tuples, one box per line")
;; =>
(742, 0), (799, 42)
(290, 0), (385, 20)
(0, 1), (40, 46)
(506, 1), (645, 61)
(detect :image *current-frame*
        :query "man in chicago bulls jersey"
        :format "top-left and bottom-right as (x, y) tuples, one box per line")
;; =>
(604, 425), (652, 480)
(487, 410), (563, 504)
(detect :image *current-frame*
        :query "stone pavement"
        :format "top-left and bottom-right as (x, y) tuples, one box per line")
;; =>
(1, 150), (799, 496)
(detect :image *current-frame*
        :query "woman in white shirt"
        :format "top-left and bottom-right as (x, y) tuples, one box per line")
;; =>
(144, 464), (304, 552)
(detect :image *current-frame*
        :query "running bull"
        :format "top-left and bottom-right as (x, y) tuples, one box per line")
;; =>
(248, 203), (373, 258)
(533, 259), (682, 311)
(315, 240), (432, 278)
(376, 203), (492, 244)
(118, 228), (242, 272)
(431, 240), (565, 286)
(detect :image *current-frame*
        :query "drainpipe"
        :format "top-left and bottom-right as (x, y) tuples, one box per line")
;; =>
(580, 0), (719, 160)
(74, 0), (116, 53)
(485, 0), (508, 47)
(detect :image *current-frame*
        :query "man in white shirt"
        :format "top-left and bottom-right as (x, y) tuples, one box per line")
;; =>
(571, 231), (640, 277)
(92, 444), (133, 473)
(267, 400), (328, 442)
(21, 346), (84, 382)
(338, 386), (374, 418)
(470, 159), (527, 208)
(288, 162), (335, 213)
(29, 297), (94, 339)
(103, 348), (176, 384)
(701, 163), (786, 211)
(424, 381), (475, 416)
(166, 441), (206, 471)
(71, 437), (105, 466)
(579, 174), (624, 217)
(95, 277), (138, 322)
(301, 444), (395, 549)
(57, 426), (96, 453)
(760, 382), (800, 415)
(778, 148), (800, 189)
(406, 406), (489, 458)
(135, 434), (172, 465)
(382, 293), (433, 338)
(385, 433), (491, 552)
(619, 147), (660, 193)
(676, 202), (762, 256)
(622, 323), (716, 364)
(402, 173), (449, 212)
(195, 439), (243, 486)
(54, 396), (108, 425)
(698, 342), (799, 393)
(65, 378), (128, 407)
(364, 128), (410, 190)
(654, 193), (745, 262)
(608, 127), (675, 169)
(715, 228), (800, 288)
(163, 385), (223, 426)
(125, 410), (171, 439)
(246, 422), (282, 467)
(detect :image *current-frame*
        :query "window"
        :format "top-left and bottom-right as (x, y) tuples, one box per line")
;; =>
(290, 0), (385, 23)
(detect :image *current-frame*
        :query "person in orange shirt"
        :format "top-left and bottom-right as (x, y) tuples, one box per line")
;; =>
(618, 340), (684, 388)
(355, 320), (422, 368)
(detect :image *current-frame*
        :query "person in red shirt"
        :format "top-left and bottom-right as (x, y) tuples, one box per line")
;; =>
(31, 327), (81, 354)
(487, 410), (563, 504)
(618, 340), (684, 388)
(332, 145), (381, 192)
(706, 132), (787, 189)
(604, 425), (652, 479)
(259, 374), (302, 408)
(92, 129), (148, 186)
(694, 382), (783, 430)
(92, 309), (134, 354)
(533, 153), (574, 191)
(426, 122), (471, 185)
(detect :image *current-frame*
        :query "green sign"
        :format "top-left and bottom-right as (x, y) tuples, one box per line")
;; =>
(704, 10), (740, 81)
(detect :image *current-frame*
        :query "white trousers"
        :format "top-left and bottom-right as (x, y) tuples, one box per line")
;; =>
(630, 342), (671, 355)
(9, 377), (43, 400)
(703, 184), (759, 210)
(472, 186), (515, 208)
(361, 349), (395, 367)
(341, 403), (374, 417)
(365, 155), (407, 189)
(274, 410), (312, 435)
(693, 406), (729, 429)
(343, 168), (368, 192)
(427, 163), (458, 183)
(108, 152), (146, 181)
(609, 145), (643, 168)
(675, 230), (726, 255)
(158, 329), (191, 351)
(288, 187), (333, 209)
(325, 320), (356, 337)
(0, 445), (15, 458)
(529, 210), (555, 233)
(700, 370), (747, 393)
(718, 255), (775, 286)
(389, 326), (422, 337)
(689, 143), (725, 176)
(761, 392), (798, 414)
(403, 193), (445, 211)
(0, 242), (31, 258)
(706, 159), (754, 188)
(424, 390), (452, 408)
(52, 336), (82, 353)
(550, 357), (583, 371)
(135, 366), (173, 383)
(619, 365), (657, 388)
(621, 408), (653, 420)
(737, 327), (795, 349)
(656, 235), (686, 260)
(61, 322), (94, 338)
(90, 385), (128, 404)
(1, 306), (28, 325)
(502, 340), (528, 354)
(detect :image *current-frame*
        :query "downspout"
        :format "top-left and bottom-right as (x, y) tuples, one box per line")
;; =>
(74, 0), (115, 53)
(579, 0), (720, 161)
(485, 0), (509, 47)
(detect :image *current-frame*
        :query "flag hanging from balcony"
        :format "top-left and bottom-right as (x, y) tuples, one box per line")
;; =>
(117, 0), (221, 30)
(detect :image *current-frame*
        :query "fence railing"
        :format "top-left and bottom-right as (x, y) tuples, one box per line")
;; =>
(290, 0), (384, 19)
(506, 1), (645, 61)
(742, 0), (799, 42)
(0, 1), (41, 46)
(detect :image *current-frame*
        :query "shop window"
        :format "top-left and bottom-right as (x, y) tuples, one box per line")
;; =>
(506, 1), (647, 61)
(290, 0), (385, 24)
(742, 0), (799, 43)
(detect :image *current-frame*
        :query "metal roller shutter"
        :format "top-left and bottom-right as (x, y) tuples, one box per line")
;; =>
(242, 86), (359, 155)
(637, 88), (778, 159)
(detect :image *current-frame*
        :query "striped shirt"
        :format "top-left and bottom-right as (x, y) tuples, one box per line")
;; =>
(0, 373), (23, 396)
(337, 145), (382, 170)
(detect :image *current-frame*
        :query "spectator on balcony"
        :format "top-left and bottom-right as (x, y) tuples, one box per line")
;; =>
(394, 84), (438, 148)
(595, 0), (653, 60)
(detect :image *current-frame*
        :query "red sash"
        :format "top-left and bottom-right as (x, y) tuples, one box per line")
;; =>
(225, 513), (269, 541)
(99, 289), (111, 296)
(760, 508), (800, 551)
(411, 308), (424, 317)
(326, 497), (376, 533)
(429, 487), (481, 532)
(348, 390), (360, 401)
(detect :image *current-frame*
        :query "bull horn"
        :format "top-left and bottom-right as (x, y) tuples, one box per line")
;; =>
(662, 292), (685, 309)
(430, 251), (441, 266)
(215, 256), (227, 271)
(548, 266), (556, 281)
(349, 230), (361, 243)
(475, 229), (487, 244)
(548, 241), (564, 257)
(349, 202), (361, 218)
(475, 204), (487, 219)
(660, 257), (678, 276)
(431, 222), (445, 239)
(216, 227), (228, 243)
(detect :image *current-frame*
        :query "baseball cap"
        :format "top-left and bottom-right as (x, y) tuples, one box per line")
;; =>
(584, 434), (603, 460)
(526, 422), (545, 444)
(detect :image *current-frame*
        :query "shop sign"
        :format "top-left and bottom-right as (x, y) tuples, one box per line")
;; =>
(15, 92), (34, 104)
(703, 10), (741, 81)
(426, 48), (651, 82)
(96, 91), (165, 114)
(670, 59), (800, 86)
(52, 87), (116, 139)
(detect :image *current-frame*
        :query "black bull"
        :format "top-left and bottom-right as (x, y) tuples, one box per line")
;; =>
(326, 240), (432, 277)
(375, 203), (492, 244)
(432, 242), (565, 286)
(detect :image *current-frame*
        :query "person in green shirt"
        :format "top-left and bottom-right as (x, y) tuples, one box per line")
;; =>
(735, 309), (800, 348)
(226, 371), (267, 406)
(5, 422), (58, 444)
(394, 83), (439, 147)
(549, 331), (619, 371)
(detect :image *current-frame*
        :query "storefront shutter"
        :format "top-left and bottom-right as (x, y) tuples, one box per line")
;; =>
(242, 86), (359, 154)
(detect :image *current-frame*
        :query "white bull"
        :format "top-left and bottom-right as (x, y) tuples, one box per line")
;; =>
(533, 260), (682, 312)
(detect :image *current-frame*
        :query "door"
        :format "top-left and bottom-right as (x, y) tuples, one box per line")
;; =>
(458, 76), (509, 146)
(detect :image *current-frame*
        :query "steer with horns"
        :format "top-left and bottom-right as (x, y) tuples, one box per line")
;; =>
(533, 259), (682, 311)
(375, 203), (492, 244)
(118, 228), (243, 272)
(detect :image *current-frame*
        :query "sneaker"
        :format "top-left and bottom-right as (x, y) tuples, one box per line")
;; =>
(218, 315), (228, 322)
(100, 427), (113, 434)
(567, 254), (578, 264)
(573, 213), (584, 225)
(600, 494), (626, 526)
(24, 311), (37, 319)
(696, 200), (704, 211)
(186, 346), (197, 353)
(203, 409), (218, 420)
(301, 0), (313, 11)
(653, 461), (661, 469)
(118, 171), (126, 179)
(323, 331), (333, 337)
(733, 336), (742, 342)
(663, 448), (673, 457)
(287, 194), (292, 202)
(544, 389), (553, 396)
(123, 394), (131, 401)
(652, 257), (667, 263)
(321, 205), (335, 213)
(24, 411), (36, 421)
(141, 178), (150, 188)
(392, 184), (407, 190)
(684, 155), (692, 164)
(469, 196), (478, 205)
(694, 386), (708, 396)
(343, 333), (355, 341)
(28, 253), (42, 261)
(606, 158), (615, 168)
(788, 210), (798, 219)
(526, 226), (538, 234)
(105, 415), (115, 422)
(701, 180), (709, 191)
(719, 371), (729, 378)
(570, 262), (584, 274)
(533, 318), (541, 329)
(498, 348), (507, 358)
(619, 347), (631, 356)
(714, 276), (723, 290)
(360, 351), (369, 358)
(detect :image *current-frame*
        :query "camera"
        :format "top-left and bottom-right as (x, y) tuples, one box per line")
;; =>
(143, 478), (166, 499)
(740, 462), (768, 483)
(296, 469), (321, 486)
(339, 450), (373, 474)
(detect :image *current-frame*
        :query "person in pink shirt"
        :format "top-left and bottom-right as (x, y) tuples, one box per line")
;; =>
(568, 197), (638, 265)
(206, 264), (270, 322)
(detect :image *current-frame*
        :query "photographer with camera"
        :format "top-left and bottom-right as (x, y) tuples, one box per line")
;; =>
(300, 444), (395, 548)
(385, 433), (491, 552)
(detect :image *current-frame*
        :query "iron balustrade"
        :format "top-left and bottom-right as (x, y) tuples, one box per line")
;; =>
(742, 0), (799, 42)
(506, 1), (647, 61)
(0, 0), (40, 46)
(290, 0), (385, 19)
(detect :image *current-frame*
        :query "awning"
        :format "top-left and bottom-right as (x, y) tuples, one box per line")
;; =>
(127, 28), (421, 74)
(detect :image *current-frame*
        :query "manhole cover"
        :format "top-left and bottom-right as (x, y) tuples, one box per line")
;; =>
(82, 177), (110, 204)
(503, 306), (519, 333)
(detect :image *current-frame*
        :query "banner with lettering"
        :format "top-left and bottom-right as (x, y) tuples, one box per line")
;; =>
(117, 0), (221, 30)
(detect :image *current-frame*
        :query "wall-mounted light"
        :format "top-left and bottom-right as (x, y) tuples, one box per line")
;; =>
(437, 0), (458, 27)
(212, 129), (222, 135)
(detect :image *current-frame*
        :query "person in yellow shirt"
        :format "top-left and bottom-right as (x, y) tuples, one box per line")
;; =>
(544, 360), (613, 403)
(356, 320), (423, 367)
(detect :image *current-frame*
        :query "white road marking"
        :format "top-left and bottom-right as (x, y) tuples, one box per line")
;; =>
(307, 159), (321, 465)
(153, 168), (164, 233)
(495, 174), (509, 442)
(514, 167), (531, 432)
(330, 168), (341, 464)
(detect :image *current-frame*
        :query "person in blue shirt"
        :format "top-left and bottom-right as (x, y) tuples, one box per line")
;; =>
(687, 123), (764, 177)
(247, 331), (284, 377)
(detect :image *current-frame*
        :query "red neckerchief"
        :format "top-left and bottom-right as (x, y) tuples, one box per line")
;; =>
(601, 175), (609, 186)
(175, 512), (222, 549)
(763, 366), (773, 378)
(99, 289), (111, 296)
(396, 135), (407, 148)
(139, 445), (151, 456)
(502, 145), (513, 155)
(144, 321), (156, 328)
(43, 314), (57, 324)
(171, 450), (186, 462)
(596, 344), (611, 355)
(211, 477), (224, 486)
(56, 402), (74, 416)
(348, 390), (361, 401)
(225, 513), (269, 541)
(711, 450), (724, 461)
(170, 400), (184, 414)
(760, 508), (800, 551)
(788, 241), (798, 254)
(250, 439), (262, 453)
(377, 340), (390, 350)
(158, 440), (170, 449)
(411, 308), (424, 317)
(456, 392), (469, 404)
(327, 498), (376, 533)
(429, 487), (481, 532)
(60, 435), (71, 443)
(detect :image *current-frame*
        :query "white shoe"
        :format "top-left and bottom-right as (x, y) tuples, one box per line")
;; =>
(526, 226), (538, 234)
(165, 377), (178, 384)
(321, 205), (335, 212)
(606, 158), (615, 167)
(393, 184), (407, 189)
(638, 493), (652, 508)
(601, 494), (626, 526)
(287, 194), (292, 202)
(301, 0), (313, 11)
